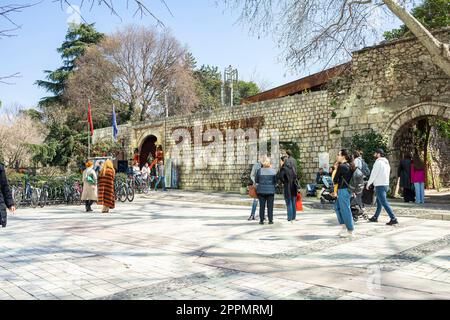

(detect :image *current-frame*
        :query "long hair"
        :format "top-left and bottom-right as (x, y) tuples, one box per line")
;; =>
(340, 149), (355, 170)
(413, 154), (425, 170)
(100, 159), (115, 176)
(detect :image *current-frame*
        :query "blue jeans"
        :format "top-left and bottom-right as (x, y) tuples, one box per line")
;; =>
(414, 182), (425, 204)
(374, 186), (396, 220)
(335, 188), (354, 231)
(155, 176), (166, 191)
(250, 198), (258, 217)
(285, 196), (297, 221)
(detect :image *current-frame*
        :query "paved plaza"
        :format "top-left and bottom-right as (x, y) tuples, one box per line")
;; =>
(0, 194), (449, 300)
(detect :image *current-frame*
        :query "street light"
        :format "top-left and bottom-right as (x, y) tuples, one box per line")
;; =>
(224, 65), (238, 107)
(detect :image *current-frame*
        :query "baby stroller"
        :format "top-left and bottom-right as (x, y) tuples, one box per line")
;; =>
(350, 181), (369, 222)
(306, 184), (317, 197)
(350, 194), (368, 222)
(320, 176), (336, 204)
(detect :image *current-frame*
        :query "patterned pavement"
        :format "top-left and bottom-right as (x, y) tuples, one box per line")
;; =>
(0, 195), (449, 300)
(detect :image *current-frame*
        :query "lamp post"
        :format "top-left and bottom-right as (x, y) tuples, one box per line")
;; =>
(224, 65), (238, 107)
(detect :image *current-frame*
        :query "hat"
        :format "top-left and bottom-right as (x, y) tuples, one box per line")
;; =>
(375, 148), (385, 156)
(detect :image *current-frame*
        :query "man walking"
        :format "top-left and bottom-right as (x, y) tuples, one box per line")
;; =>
(0, 163), (16, 228)
(366, 149), (398, 225)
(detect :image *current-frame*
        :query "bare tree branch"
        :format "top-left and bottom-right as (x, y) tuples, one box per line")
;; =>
(0, 72), (21, 85)
(55, 0), (172, 26)
(220, 0), (450, 77)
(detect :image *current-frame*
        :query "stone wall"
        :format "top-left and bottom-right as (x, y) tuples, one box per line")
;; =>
(94, 28), (450, 192)
(163, 92), (329, 191)
(327, 28), (450, 177)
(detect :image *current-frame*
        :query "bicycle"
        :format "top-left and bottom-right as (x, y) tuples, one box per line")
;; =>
(126, 175), (135, 202)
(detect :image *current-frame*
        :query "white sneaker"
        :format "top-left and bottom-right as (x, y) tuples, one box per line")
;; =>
(340, 231), (354, 238)
(338, 225), (346, 236)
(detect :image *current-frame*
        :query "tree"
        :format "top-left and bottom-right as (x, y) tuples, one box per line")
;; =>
(384, 0), (450, 40)
(96, 25), (197, 121)
(233, 80), (260, 105)
(194, 65), (223, 111)
(35, 23), (104, 108)
(64, 45), (124, 130)
(223, 0), (450, 77)
(194, 65), (261, 109)
(0, 104), (46, 168)
(350, 130), (389, 168)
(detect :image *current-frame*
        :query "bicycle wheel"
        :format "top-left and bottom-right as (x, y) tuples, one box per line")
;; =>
(127, 186), (135, 202)
(119, 184), (127, 202)
(39, 189), (48, 208)
(12, 188), (23, 209)
(31, 189), (39, 208)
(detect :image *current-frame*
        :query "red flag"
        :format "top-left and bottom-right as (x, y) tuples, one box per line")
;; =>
(87, 100), (94, 136)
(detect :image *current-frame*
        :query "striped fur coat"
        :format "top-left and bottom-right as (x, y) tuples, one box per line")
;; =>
(98, 168), (115, 209)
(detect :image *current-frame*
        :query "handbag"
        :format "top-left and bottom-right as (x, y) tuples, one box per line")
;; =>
(86, 174), (96, 185)
(248, 185), (258, 198)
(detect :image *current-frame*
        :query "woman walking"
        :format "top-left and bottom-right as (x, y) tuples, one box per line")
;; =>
(411, 154), (426, 204)
(278, 156), (298, 222)
(398, 153), (415, 202)
(81, 161), (97, 212)
(98, 159), (115, 213)
(333, 149), (355, 238)
(255, 158), (277, 225)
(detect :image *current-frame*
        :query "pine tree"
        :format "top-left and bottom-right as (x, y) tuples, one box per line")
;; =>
(35, 23), (104, 108)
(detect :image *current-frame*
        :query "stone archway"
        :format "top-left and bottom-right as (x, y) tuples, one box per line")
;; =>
(383, 102), (450, 188)
(383, 102), (450, 150)
(139, 135), (158, 169)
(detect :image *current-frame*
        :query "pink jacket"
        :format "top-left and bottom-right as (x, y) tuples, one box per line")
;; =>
(411, 164), (425, 183)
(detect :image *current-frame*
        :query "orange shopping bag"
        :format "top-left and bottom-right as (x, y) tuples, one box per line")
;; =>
(296, 193), (303, 212)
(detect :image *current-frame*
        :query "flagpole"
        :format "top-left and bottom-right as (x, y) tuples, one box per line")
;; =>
(87, 98), (91, 159)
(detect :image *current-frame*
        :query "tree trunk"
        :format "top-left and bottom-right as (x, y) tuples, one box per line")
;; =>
(423, 120), (431, 189)
(383, 0), (450, 78)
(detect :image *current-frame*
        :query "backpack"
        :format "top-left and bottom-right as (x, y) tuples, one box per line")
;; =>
(344, 168), (365, 194)
(361, 159), (370, 178)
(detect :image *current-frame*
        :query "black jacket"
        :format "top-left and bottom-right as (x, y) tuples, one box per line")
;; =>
(398, 159), (412, 189)
(333, 163), (353, 189)
(0, 164), (14, 209)
(277, 164), (298, 199)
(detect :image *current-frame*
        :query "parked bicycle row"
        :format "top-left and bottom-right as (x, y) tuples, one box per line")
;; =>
(7, 172), (159, 209)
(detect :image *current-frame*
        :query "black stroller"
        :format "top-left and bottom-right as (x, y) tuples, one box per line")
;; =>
(320, 176), (336, 204)
(351, 181), (370, 222)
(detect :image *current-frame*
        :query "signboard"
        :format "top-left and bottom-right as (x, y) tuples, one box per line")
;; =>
(318, 152), (330, 171)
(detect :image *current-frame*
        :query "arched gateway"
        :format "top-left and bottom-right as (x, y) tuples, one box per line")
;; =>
(139, 135), (158, 168)
(382, 102), (450, 149)
(382, 102), (450, 186)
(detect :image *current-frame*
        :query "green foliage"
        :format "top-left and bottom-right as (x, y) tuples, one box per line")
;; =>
(331, 111), (337, 119)
(240, 164), (253, 187)
(383, 0), (450, 41)
(36, 23), (104, 107)
(29, 124), (88, 167)
(233, 81), (260, 106)
(350, 129), (389, 168)
(91, 140), (122, 157)
(33, 24), (104, 167)
(194, 65), (223, 111)
(194, 64), (260, 110)
(436, 119), (450, 139)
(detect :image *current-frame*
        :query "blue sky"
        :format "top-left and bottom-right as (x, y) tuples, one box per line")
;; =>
(0, 0), (402, 109)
